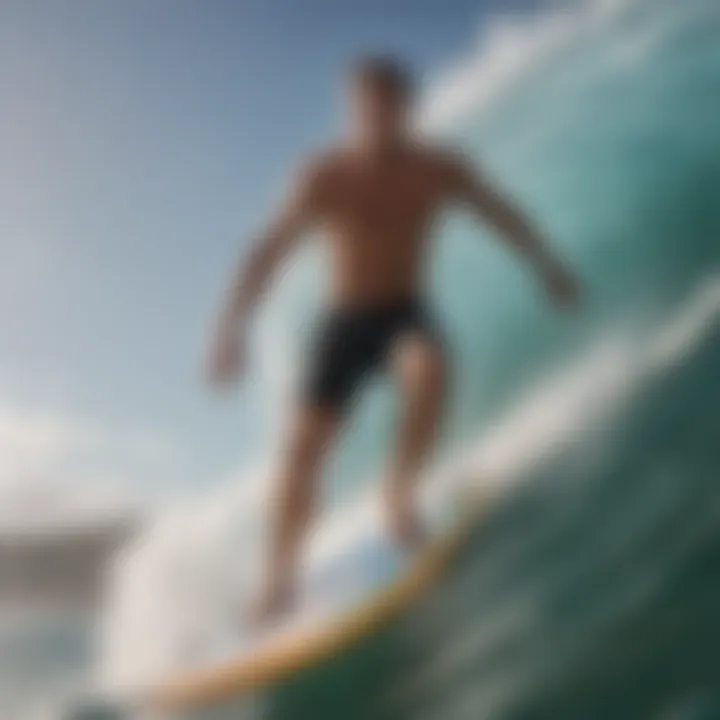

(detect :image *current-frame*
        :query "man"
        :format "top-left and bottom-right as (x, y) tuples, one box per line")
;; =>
(207, 56), (580, 621)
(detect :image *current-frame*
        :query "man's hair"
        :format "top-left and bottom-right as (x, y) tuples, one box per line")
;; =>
(348, 55), (414, 102)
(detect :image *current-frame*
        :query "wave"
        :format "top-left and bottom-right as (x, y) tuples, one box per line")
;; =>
(99, 0), (720, 703)
(99, 272), (720, 694)
(421, 0), (628, 132)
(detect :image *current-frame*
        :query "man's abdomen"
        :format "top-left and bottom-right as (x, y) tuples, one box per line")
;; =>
(327, 235), (427, 308)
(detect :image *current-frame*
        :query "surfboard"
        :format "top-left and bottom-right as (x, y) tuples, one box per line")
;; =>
(142, 482), (495, 713)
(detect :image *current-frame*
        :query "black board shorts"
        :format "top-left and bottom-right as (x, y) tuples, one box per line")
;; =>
(302, 297), (443, 410)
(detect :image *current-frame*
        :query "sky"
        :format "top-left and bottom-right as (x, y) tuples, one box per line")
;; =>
(0, 0), (547, 506)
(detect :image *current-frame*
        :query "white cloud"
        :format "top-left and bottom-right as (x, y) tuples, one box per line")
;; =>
(0, 402), (178, 531)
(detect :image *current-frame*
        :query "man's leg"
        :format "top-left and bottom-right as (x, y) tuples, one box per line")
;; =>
(257, 405), (341, 620)
(386, 333), (447, 546)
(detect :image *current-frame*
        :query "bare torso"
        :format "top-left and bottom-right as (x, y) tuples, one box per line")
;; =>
(311, 143), (453, 307)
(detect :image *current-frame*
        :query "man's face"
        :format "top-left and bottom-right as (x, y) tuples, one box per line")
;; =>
(347, 77), (409, 144)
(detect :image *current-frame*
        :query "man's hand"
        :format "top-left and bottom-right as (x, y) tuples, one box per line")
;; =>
(541, 261), (581, 309)
(206, 319), (246, 388)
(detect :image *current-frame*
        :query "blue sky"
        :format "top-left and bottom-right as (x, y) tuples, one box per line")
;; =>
(0, 0), (545, 500)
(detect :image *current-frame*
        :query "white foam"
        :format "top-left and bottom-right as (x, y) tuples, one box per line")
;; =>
(419, 0), (635, 133)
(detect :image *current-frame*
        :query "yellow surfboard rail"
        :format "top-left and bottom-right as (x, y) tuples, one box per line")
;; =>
(144, 488), (494, 712)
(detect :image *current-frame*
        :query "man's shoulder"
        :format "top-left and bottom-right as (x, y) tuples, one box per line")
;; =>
(292, 147), (350, 196)
(415, 141), (467, 171)
(301, 146), (349, 176)
(408, 141), (472, 187)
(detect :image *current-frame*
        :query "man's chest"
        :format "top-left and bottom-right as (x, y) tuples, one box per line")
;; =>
(327, 169), (440, 229)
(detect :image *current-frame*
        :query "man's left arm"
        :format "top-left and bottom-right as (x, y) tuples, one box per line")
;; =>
(444, 154), (581, 307)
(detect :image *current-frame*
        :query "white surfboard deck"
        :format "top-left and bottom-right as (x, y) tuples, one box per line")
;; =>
(145, 479), (491, 711)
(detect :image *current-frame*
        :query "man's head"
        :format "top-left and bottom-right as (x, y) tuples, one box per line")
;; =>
(346, 55), (415, 148)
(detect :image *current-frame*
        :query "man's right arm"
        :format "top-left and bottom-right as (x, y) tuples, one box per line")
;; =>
(207, 158), (326, 385)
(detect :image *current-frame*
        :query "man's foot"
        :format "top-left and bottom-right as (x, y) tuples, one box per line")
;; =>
(248, 579), (295, 628)
(386, 494), (426, 552)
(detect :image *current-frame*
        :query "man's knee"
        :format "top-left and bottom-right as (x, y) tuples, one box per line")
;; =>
(284, 407), (339, 471)
(393, 335), (446, 398)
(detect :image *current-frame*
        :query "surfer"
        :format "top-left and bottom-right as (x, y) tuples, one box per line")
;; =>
(206, 56), (580, 621)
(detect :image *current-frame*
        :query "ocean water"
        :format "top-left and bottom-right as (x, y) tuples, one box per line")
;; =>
(5, 0), (720, 717)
